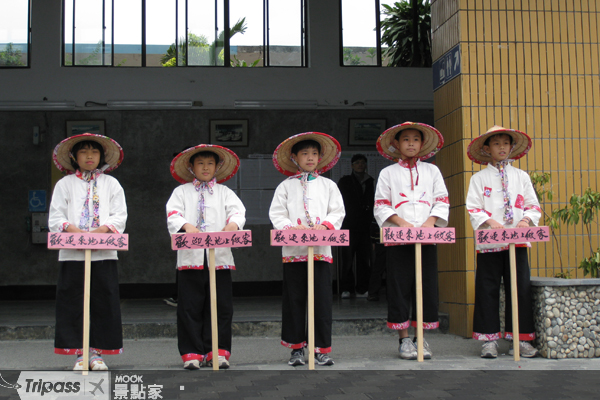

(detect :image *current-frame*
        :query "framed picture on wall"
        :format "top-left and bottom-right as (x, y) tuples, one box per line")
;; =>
(66, 120), (106, 137)
(210, 119), (249, 146)
(348, 118), (386, 145)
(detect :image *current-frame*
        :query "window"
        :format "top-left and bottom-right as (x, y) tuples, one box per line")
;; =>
(0, 0), (30, 67)
(341, 0), (411, 67)
(62, 0), (306, 67)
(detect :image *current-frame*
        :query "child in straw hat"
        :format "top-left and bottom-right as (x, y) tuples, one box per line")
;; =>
(269, 132), (346, 367)
(466, 125), (541, 358)
(49, 133), (127, 371)
(166, 144), (246, 370)
(374, 122), (449, 360)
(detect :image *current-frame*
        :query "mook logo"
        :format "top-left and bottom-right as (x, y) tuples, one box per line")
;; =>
(14, 371), (109, 400)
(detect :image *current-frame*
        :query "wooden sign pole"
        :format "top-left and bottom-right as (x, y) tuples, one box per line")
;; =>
(48, 232), (130, 375)
(270, 229), (350, 370)
(307, 246), (315, 370)
(474, 226), (551, 361)
(379, 226), (456, 363)
(509, 243), (520, 361)
(208, 248), (219, 371)
(415, 243), (424, 362)
(82, 249), (92, 375)
(170, 230), (252, 370)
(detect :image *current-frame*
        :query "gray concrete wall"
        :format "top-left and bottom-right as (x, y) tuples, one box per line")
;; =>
(0, 0), (435, 287)
(0, 108), (433, 286)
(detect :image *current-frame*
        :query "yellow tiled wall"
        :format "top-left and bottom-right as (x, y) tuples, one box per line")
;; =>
(432, 0), (600, 337)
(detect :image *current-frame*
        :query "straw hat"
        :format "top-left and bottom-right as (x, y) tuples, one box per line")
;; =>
(273, 132), (341, 176)
(467, 125), (532, 165)
(170, 144), (240, 184)
(376, 122), (444, 162)
(53, 133), (124, 174)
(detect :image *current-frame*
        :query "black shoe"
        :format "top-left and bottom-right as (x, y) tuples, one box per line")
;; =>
(367, 295), (379, 301)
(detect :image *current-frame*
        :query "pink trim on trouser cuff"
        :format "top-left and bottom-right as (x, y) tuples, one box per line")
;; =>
(314, 347), (331, 354)
(472, 332), (502, 341)
(205, 349), (231, 361)
(387, 321), (410, 330)
(281, 340), (307, 350)
(504, 332), (536, 341)
(181, 353), (205, 362)
(55, 347), (123, 355)
(410, 321), (440, 329)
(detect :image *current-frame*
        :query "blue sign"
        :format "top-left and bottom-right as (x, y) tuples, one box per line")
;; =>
(29, 190), (47, 212)
(433, 44), (461, 91)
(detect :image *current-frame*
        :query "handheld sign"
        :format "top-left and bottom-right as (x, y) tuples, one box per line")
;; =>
(48, 232), (129, 375)
(475, 226), (550, 361)
(271, 229), (349, 370)
(381, 227), (455, 362)
(171, 230), (252, 370)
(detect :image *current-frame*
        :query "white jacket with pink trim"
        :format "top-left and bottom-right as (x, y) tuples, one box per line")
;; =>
(466, 164), (541, 252)
(374, 160), (449, 229)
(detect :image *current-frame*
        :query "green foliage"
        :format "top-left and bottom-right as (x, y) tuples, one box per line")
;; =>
(552, 188), (600, 277)
(0, 43), (25, 66)
(343, 48), (364, 65)
(162, 18), (249, 67)
(529, 171), (565, 277)
(231, 55), (260, 67)
(380, 0), (431, 67)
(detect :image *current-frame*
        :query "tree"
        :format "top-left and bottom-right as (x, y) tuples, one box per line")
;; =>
(0, 43), (25, 66)
(380, 0), (431, 67)
(162, 18), (249, 67)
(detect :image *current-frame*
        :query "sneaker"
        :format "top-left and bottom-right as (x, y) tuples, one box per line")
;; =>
(89, 354), (108, 371)
(367, 295), (380, 301)
(288, 349), (305, 366)
(163, 297), (177, 307)
(399, 338), (417, 360)
(183, 359), (200, 370)
(315, 353), (334, 366)
(355, 292), (369, 298)
(73, 356), (84, 371)
(509, 341), (538, 358)
(205, 355), (230, 369)
(421, 339), (432, 359)
(341, 291), (352, 299)
(481, 340), (498, 358)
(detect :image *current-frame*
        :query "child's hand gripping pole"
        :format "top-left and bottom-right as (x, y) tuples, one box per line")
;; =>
(270, 229), (350, 370)
(474, 226), (551, 362)
(380, 226), (457, 363)
(170, 230), (253, 370)
(47, 232), (130, 375)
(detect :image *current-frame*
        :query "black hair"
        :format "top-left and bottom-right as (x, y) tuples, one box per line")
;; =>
(483, 133), (513, 147)
(351, 154), (367, 163)
(190, 151), (220, 165)
(395, 128), (423, 141)
(70, 140), (106, 171)
(291, 139), (321, 155)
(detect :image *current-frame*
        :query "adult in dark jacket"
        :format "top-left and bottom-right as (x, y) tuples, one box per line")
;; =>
(337, 154), (374, 298)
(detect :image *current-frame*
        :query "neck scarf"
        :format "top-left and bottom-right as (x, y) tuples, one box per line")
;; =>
(399, 158), (419, 190)
(193, 178), (216, 231)
(495, 160), (514, 224)
(289, 157), (319, 228)
(76, 169), (102, 230)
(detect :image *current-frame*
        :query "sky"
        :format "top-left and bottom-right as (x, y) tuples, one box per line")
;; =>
(1, 0), (397, 47)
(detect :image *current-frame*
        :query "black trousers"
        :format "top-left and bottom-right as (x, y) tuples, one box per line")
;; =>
(281, 261), (332, 353)
(177, 267), (233, 360)
(473, 248), (535, 341)
(368, 242), (387, 296)
(54, 260), (123, 354)
(339, 228), (372, 294)
(386, 244), (439, 329)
